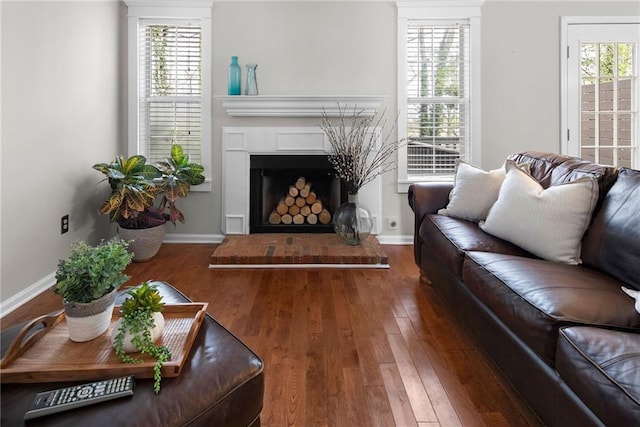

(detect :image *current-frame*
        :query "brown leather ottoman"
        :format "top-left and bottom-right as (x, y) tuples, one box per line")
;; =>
(1, 281), (264, 426)
(556, 326), (640, 427)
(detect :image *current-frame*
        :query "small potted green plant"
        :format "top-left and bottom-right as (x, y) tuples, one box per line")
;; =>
(54, 240), (133, 342)
(112, 282), (171, 393)
(92, 144), (205, 262)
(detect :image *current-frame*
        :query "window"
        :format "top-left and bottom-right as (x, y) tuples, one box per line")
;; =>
(139, 22), (202, 164)
(406, 23), (470, 175)
(561, 18), (639, 168)
(126, 1), (212, 188)
(397, 1), (482, 192)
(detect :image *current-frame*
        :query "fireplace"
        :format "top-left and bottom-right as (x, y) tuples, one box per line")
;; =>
(249, 155), (347, 233)
(222, 126), (381, 236)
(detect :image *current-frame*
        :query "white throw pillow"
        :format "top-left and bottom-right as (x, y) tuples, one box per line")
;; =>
(438, 161), (507, 222)
(479, 160), (599, 265)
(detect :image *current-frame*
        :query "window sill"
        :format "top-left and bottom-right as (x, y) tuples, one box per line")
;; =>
(397, 176), (454, 193)
(190, 180), (212, 192)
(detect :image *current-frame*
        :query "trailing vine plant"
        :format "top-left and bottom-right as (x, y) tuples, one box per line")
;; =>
(113, 282), (171, 393)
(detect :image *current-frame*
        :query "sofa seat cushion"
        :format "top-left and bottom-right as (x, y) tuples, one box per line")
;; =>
(419, 214), (533, 278)
(462, 251), (640, 366)
(557, 327), (640, 426)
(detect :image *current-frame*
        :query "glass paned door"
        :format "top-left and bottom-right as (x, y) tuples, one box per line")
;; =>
(580, 41), (635, 166)
(566, 22), (639, 168)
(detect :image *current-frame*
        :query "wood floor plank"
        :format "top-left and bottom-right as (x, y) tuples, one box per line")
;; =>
(1, 244), (542, 427)
(387, 332), (438, 423)
(342, 366), (373, 427)
(330, 274), (360, 369)
(354, 274), (396, 364)
(417, 339), (487, 427)
(365, 384), (397, 427)
(380, 362), (420, 427)
(287, 273), (310, 426)
(325, 348), (345, 426)
(396, 316), (463, 427)
(305, 333), (329, 427)
(307, 271), (324, 335)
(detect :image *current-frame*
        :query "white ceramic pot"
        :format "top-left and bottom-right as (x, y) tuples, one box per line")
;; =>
(112, 312), (165, 353)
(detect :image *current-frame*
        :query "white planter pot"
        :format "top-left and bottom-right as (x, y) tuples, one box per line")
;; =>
(63, 289), (117, 342)
(112, 312), (165, 354)
(117, 224), (166, 262)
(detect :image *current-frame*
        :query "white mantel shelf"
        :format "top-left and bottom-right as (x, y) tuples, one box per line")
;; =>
(216, 95), (387, 117)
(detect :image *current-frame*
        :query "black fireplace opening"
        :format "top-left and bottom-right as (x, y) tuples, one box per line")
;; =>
(250, 155), (346, 233)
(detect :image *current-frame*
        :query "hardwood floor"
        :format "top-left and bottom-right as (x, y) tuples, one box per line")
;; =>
(1, 244), (541, 427)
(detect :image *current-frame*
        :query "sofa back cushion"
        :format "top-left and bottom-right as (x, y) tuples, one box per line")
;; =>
(582, 168), (640, 290)
(508, 151), (617, 207)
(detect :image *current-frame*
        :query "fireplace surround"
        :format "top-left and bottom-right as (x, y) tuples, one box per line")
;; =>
(222, 126), (381, 235)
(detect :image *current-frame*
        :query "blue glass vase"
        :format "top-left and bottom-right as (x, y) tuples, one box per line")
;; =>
(228, 56), (241, 95)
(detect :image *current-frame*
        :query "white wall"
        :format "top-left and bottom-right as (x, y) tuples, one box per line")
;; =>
(1, 1), (124, 307)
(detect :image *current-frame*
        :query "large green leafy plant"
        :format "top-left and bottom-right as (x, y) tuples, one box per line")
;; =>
(155, 145), (205, 224)
(93, 145), (205, 229)
(54, 240), (133, 303)
(113, 282), (171, 393)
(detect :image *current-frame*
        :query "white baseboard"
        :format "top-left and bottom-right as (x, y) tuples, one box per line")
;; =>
(376, 235), (413, 245)
(0, 272), (56, 319)
(163, 233), (225, 244)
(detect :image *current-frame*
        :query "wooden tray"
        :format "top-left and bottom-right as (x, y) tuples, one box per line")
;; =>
(0, 303), (208, 383)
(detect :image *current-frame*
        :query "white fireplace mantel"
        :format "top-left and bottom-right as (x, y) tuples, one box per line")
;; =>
(217, 95), (387, 117)
(222, 126), (382, 235)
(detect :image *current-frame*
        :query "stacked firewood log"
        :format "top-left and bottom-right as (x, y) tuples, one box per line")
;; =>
(268, 177), (332, 225)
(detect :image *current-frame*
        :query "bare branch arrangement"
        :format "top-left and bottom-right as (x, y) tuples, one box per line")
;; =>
(320, 105), (405, 195)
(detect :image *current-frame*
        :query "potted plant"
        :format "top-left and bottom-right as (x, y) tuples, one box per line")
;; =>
(154, 144), (206, 224)
(93, 144), (205, 261)
(54, 239), (133, 342)
(112, 282), (171, 393)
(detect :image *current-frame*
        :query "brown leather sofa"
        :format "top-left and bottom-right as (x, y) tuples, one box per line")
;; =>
(408, 151), (640, 426)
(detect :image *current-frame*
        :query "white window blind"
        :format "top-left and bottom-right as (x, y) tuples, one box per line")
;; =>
(405, 21), (470, 177)
(138, 21), (202, 164)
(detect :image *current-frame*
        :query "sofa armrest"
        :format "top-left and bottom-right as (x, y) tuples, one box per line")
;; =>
(408, 182), (452, 219)
(408, 182), (452, 268)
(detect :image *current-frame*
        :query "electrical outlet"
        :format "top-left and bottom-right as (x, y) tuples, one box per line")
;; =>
(387, 217), (398, 230)
(61, 215), (69, 234)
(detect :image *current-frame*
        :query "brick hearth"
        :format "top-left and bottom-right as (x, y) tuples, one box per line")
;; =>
(210, 234), (388, 268)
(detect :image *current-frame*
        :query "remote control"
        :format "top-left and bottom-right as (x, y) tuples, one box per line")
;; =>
(24, 376), (135, 420)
